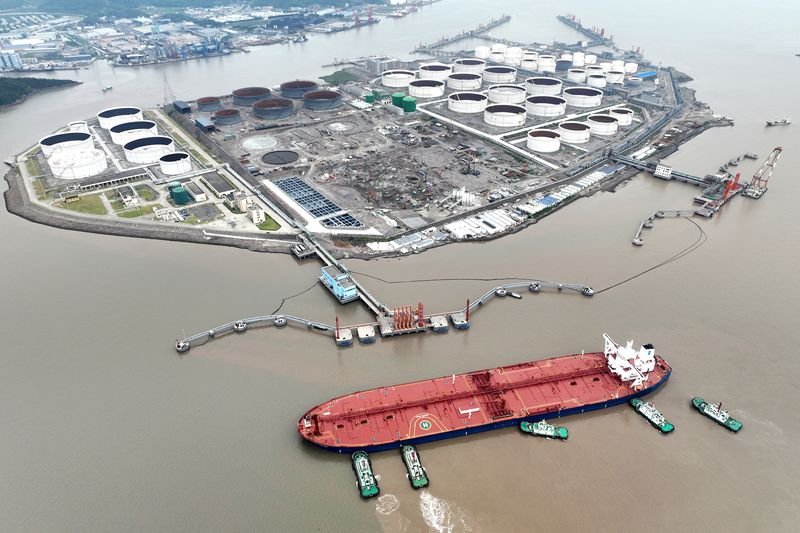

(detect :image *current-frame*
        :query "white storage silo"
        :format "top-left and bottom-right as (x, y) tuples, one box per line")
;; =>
(484, 104), (527, 128)
(606, 70), (625, 84)
(567, 69), (587, 83)
(587, 114), (619, 136)
(558, 121), (591, 143)
(563, 87), (603, 108)
(447, 73), (483, 91)
(525, 77), (562, 96)
(525, 95), (567, 117)
(447, 92), (488, 113)
(609, 107), (634, 126)
(527, 130), (561, 153)
(487, 84), (527, 104)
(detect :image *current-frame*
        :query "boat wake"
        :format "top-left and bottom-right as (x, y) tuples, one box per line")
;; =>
(375, 494), (400, 515)
(419, 491), (473, 533)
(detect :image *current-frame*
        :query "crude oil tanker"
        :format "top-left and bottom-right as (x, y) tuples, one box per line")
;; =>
(298, 335), (672, 453)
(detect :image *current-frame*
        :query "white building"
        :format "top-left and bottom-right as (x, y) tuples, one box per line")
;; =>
(249, 207), (266, 224)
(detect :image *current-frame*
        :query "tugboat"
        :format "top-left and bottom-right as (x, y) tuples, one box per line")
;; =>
(765, 117), (791, 127)
(692, 397), (743, 432)
(351, 451), (380, 498)
(520, 420), (569, 440)
(400, 445), (429, 489)
(508, 291), (522, 299)
(630, 398), (674, 433)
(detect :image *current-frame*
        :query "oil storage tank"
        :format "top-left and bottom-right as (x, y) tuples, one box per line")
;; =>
(525, 95), (566, 117)
(474, 46), (490, 59)
(452, 58), (486, 74)
(563, 87), (603, 108)
(419, 63), (452, 81)
(197, 96), (222, 112)
(482, 66), (517, 84)
(558, 121), (591, 143)
(567, 69), (586, 83)
(537, 55), (556, 73)
(280, 80), (318, 99)
(587, 74), (607, 88)
(408, 79), (445, 98)
(606, 70), (625, 84)
(447, 73), (482, 91)
(159, 152), (192, 176)
(587, 114), (619, 136)
(382, 70), (416, 88)
(233, 87), (271, 106)
(555, 59), (572, 72)
(624, 62), (639, 74)
(609, 107), (634, 126)
(123, 136), (175, 164)
(303, 90), (343, 111)
(97, 107), (143, 129)
(109, 120), (158, 146)
(526, 130), (561, 153)
(572, 52), (586, 67)
(48, 149), (107, 179)
(520, 57), (538, 71)
(68, 121), (89, 133)
(484, 104), (527, 128)
(525, 77), (562, 96)
(253, 98), (294, 120)
(447, 92), (488, 113)
(214, 108), (242, 126)
(487, 84), (527, 104)
(39, 131), (94, 158)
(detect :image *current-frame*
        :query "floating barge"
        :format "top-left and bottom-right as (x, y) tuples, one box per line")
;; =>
(298, 334), (672, 452)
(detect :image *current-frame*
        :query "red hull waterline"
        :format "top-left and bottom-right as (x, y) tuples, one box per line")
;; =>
(298, 336), (672, 453)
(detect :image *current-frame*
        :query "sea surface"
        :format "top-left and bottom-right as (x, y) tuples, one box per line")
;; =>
(1, 1), (799, 531)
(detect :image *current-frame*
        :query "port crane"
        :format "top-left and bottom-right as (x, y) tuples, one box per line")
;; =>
(744, 146), (782, 199)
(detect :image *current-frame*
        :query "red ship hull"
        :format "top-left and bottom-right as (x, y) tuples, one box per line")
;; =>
(298, 352), (672, 453)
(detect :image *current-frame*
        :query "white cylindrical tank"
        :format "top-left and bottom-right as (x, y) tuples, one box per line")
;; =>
(560, 53), (573, 62)
(611, 60), (625, 72)
(584, 54), (597, 65)
(123, 136), (175, 164)
(68, 121), (89, 133)
(598, 62), (612, 72)
(48, 149), (108, 179)
(624, 62), (639, 74)
(484, 104), (527, 128)
(587, 114), (619, 136)
(525, 95), (567, 117)
(586, 65), (605, 75)
(453, 58), (486, 74)
(572, 52), (585, 67)
(97, 107), (143, 129)
(527, 130), (561, 153)
(483, 66), (517, 84)
(474, 46), (491, 59)
(567, 69), (586, 83)
(587, 74), (607, 88)
(558, 121), (591, 143)
(626, 76), (643, 88)
(109, 120), (158, 146)
(487, 84), (527, 104)
(537, 55), (556, 73)
(159, 152), (192, 175)
(489, 50), (506, 63)
(521, 51), (539, 61)
(447, 92), (488, 113)
(503, 55), (521, 66)
(39, 131), (94, 158)
(408, 79), (445, 98)
(447, 73), (482, 91)
(606, 70), (625, 84)
(525, 77), (562, 96)
(520, 58), (538, 71)
(504, 47), (523, 65)
(490, 44), (507, 53)
(563, 87), (603, 108)
(609, 107), (634, 126)
(382, 69), (416, 88)
(419, 63), (452, 81)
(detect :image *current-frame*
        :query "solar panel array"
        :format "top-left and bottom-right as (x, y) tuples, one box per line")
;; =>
(274, 177), (362, 227)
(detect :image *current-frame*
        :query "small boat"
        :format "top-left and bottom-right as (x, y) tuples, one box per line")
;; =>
(765, 117), (791, 127)
(520, 420), (568, 440)
(630, 398), (674, 433)
(692, 397), (742, 432)
(508, 291), (522, 299)
(102, 85), (113, 92)
(401, 445), (429, 489)
(352, 451), (380, 498)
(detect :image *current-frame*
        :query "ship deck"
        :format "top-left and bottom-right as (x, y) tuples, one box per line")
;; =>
(299, 352), (671, 451)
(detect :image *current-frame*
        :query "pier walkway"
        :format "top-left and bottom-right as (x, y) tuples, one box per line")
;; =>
(175, 278), (594, 352)
(631, 210), (696, 246)
(412, 15), (511, 54)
